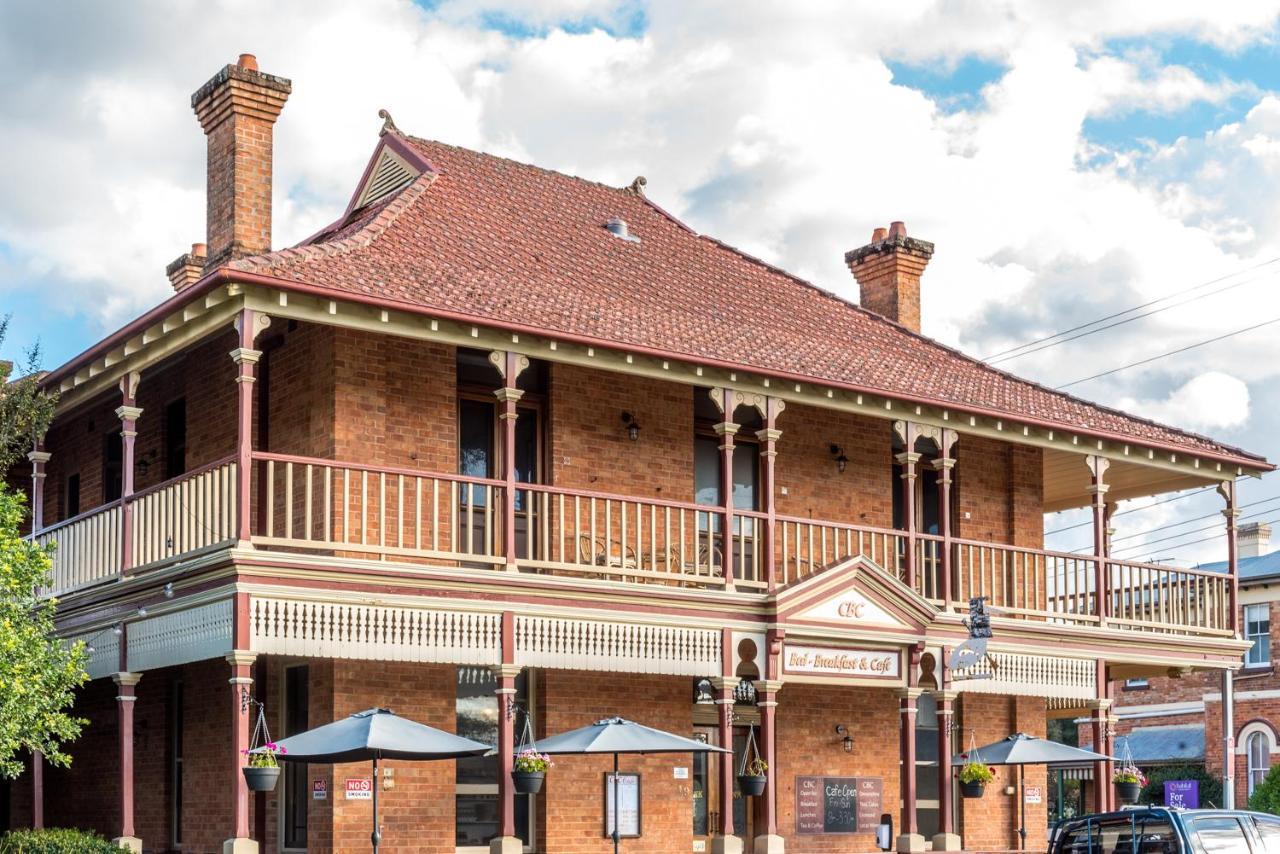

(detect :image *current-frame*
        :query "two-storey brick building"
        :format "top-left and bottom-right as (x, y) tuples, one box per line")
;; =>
(4, 55), (1271, 854)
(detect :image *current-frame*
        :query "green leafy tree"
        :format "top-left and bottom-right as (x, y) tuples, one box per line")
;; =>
(1250, 764), (1280, 814)
(0, 489), (87, 778)
(0, 318), (83, 778)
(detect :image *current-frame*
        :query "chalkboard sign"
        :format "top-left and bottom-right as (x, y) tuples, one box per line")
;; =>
(795, 776), (883, 835)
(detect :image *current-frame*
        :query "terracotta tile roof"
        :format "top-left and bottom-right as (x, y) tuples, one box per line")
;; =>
(228, 134), (1267, 466)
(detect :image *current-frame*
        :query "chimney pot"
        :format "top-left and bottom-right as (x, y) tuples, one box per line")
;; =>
(238, 54), (258, 71)
(191, 242), (207, 258)
(843, 222), (935, 332)
(166, 243), (208, 293)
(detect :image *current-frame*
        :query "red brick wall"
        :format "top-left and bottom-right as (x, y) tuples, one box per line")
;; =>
(774, 404), (894, 529)
(538, 669), (692, 854)
(958, 693), (1047, 852)
(774, 684), (900, 852)
(956, 436), (1043, 548)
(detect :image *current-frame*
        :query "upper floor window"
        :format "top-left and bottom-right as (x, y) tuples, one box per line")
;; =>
(1246, 604), (1271, 667)
(64, 473), (80, 518)
(103, 431), (123, 502)
(164, 398), (187, 479)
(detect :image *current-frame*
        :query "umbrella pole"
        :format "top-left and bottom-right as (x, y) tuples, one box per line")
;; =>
(372, 756), (381, 854)
(1018, 765), (1026, 852)
(613, 753), (620, 854)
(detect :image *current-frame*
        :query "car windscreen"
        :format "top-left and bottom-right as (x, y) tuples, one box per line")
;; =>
(1188, 816), (1251, 853)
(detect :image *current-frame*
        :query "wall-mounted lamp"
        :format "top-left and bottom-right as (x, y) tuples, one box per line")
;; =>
(163, 582), (175, 599)
(829, 444), (848, 473)
(137, 450), (157, 477)
(136, 606), (148, 618)
(621, 411), (641, 442)
(835, 724), (853, 753)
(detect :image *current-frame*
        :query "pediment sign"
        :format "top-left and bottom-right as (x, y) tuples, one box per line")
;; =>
(775, 555), (936, 633)
(791, 589), (910, 630)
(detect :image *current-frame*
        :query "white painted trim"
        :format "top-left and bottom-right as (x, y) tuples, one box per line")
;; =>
(514, 615), (720, 677)
(1236, 722), (1280, 756)
(952, 652), (1095, 700)
(1206, 689), (1280, 702)
(1112, 701), (1205, 718)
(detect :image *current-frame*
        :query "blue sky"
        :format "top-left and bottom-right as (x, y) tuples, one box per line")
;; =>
(3, 0), (1280, 563)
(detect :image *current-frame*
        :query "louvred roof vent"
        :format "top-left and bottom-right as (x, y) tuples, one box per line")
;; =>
(353, 146), (419, 210)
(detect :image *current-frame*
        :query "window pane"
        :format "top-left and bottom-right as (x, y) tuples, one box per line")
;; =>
(731, 443), (757, 511)
(1135, 820), (1179, 854)
(1191, 817), (1249, 853)
(456, 668), (499, 784)
(460, 399), (495, 481)
(1255, 817), (1280, 853)
(695, 437), (719, 507)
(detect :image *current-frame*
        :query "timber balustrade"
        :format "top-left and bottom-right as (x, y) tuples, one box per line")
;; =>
(26, 452), (1234, 636)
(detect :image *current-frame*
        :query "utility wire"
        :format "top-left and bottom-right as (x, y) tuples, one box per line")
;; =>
(1107, 494), (1280, 546)
(1055, 315), (1280, 390)
(1113, 506), (1279, 558)
(1044, 486), (1218, 536)
(1124, 516), (1280, 564)
(983, 256), (1280, 362)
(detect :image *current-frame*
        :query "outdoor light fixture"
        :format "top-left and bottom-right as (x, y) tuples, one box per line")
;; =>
(829, 444), (848, 473)
(621, 411), (641, 441)
(112, 622), (124, 637)
(835, 724), (853, 753)
(876, 815), (893, 851)
(693, 678), (715, 704)
(163, 582), (175, 599)
(137, 606), (148, 618)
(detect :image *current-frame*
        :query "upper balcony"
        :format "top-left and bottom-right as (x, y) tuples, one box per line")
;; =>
(32, 448), (1235, 640)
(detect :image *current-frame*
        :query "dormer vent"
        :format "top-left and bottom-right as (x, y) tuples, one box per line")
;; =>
(605, 217), (640, 243)
(353, 146), (419, 210)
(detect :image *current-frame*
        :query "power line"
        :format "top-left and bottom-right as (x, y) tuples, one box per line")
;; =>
(1044, 486), (1218, 536)
(1055, 315), (1280, 390)
(1124, 516), (1280, 564)
(982, 256), (1280, 362)
(1108, 495), (1280, 546)
(1114, 506), (1279, 558)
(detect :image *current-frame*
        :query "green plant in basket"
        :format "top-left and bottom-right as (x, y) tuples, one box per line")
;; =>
(960, 759), (995, 785)
(514, 749), (552, 773)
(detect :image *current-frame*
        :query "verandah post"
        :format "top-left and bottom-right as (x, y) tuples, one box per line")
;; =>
(225, 592), (258, 854)
(753, 395), (784, 592)
(897, 645), (925, 853)
(491, 351), (529, 569)
(711, 388), (738, 590)
(894, 421), (921, 590)
(491, 611), (522, 854)
(1086, 456), (1110, 624)
(712, 628), (740, 853)
(117, 371), (142, 574)
(28, 440), (50, 533)
(752, 628), (784, 854)
(932, 429), (957, 608)
(232, 309), (269, 544)
(112, 672), (143, 852)
(933, 686), (960, 851)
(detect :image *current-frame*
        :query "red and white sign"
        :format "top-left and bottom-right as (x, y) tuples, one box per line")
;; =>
(782, 644), (900, 679)
(1024, 785), (1042, 805)
(312, 780), (327, 800)
(345, 778), (373, 800)
(793, 591), (907, 628)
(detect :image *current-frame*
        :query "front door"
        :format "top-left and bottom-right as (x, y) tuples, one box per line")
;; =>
(692, 725), (752, 848)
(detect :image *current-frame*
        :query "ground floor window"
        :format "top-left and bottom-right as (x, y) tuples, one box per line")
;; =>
(456, 667), (533, 852)
(1249, 731), (1271, 797)
(915, 693), (941, 838)
(169, 680), (183, 848)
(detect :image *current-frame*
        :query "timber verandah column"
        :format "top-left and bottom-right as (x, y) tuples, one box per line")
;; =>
(753, 628), (784, 854)
(491, 611), (522, 854)
(710, 675), (741, 854)
(932, 686), (960, 852)
(232, 309), (271, 544)
(117, 371), (142, 573)
(226, 593), (258, 854)
(754, 396), (784, 592)
(895, 422), (922, 591)
(28, 440), (51, 533)
(928, 428), (957, 606)
(490, 350), (530, 568)
(898, 646), (926, 854)
(1219, 479), (1241, 809)
(710, 388), (739, 589)
(113, 672), (143, 853)
(1086, 455), (1111, 625)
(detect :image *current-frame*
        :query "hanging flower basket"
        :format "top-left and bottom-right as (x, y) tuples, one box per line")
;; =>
(512, 748), (552, 794)
(737, 730), (768, 797)
(1115, 781), (1140, 803)
(243, 765), (281, 792)
(1113, 744), (1147, 804)
(737, 770), (768, 797)
(959, 780), (986, 798)
(958, 746), (994, 799)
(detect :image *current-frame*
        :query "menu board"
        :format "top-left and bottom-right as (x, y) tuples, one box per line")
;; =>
(795, 776), (882, 835)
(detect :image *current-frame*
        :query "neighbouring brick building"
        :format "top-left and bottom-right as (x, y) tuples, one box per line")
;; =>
(3, 54), (1271, 854)
(1076, 522), (1280, 811)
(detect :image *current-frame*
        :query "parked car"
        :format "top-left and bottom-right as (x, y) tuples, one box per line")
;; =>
(1051, 807), (1280, 853)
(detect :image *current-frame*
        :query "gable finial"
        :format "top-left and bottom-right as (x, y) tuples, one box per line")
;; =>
(627, 175), (647, 195)
(378, 109), (399, 137)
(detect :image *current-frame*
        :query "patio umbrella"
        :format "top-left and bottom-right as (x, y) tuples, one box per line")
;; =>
(954, 732), (1112, 851)
(264, 708), (491, 854)
(534, 716), (730, 854)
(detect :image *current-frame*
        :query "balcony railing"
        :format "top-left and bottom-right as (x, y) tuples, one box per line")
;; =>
(29, 452), (1234, 638)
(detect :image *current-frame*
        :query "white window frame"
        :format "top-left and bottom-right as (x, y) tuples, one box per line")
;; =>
(1245, 604), (1270, 668)
(1249, 731), (1272, 797)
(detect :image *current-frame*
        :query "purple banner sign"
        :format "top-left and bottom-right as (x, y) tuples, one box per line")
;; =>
(1164, 780), (1199, 809)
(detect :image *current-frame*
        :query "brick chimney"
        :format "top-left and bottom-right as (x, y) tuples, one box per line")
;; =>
(1241, 522), (1272, 559)
(191, 54), (291, 266)
(165, 243), (207, 292)
(844, 221), (935, 332)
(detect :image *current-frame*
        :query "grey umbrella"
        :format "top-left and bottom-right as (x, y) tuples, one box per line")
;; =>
(263, 708), (491, 854)
(954, 733), (1113, 851)
(535, 717), (730, 854)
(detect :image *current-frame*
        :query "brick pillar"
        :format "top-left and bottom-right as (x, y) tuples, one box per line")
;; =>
(933, 690), (960, 851)
(714, 388), (739, 589)
(898, 688), (926, 852)
(1087, 456), (1110, 624)
(116, 372), (142, 574)
(31, 752), (43, 829)
(896, 449), (921, 590)
(28, 444), (50, 532)
(232, 310), (268, 543)
(755, 399), (783, 591)
(113, 672), (143, 852)
(710, 676), (741, 854)
(752, 680), (783, 854)
(225, 650), (258, 854)
(490, 662), (522, 854)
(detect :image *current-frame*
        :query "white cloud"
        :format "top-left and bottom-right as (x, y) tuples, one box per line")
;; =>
(1118, 371), (1251, 433)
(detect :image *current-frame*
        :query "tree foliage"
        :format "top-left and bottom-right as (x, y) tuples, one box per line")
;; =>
(1250, 764), (1280, 814)
(0, 317), (56, 480)
(0, 488), (86, 778)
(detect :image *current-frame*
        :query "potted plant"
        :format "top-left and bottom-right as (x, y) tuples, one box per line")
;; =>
(1114, 767), (1147, 803)
(959, 759), (995, 798)
(738, 757), (768, 797)
(242, 741), (286, 792)
(513, 748), (552, 794)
